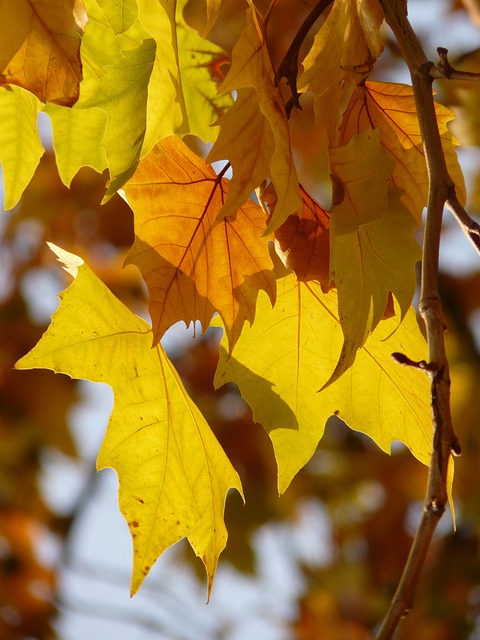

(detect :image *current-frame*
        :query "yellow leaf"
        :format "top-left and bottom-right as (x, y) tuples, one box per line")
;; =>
(97, 0), (138, 34)
(0, 86), (44, 210)
(298, 0), (384, 144)
(340, 82), (467, 223)
(123, 136), (276, 350)
(328, 130), (421, 383)
(0, 0), (87, 105)
(208, 5), (301, 229)
(15, 244), (243, 597)
(329, 129), (393, 232)
(214, 274), (431, 493)
(45, 103), (108, 187)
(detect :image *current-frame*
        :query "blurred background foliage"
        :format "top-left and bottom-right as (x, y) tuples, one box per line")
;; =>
(1, 0), (480, 638)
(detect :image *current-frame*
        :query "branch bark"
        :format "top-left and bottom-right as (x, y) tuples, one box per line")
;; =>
(375, 1), (461, 638)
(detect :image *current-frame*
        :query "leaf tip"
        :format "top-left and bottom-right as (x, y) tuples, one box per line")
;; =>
(47, 242), (84, 278)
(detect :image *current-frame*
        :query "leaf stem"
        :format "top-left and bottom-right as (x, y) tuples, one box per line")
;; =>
(375, 1), (461, 638)
(274, 0), (334, 111)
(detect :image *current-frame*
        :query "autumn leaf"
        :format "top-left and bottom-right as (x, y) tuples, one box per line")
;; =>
(97, 0), (138, 34)
(208, 4), (301, 229)
(298, 0), (384, 144)
(123, 136), (276, 350)
(15, 244), (243, 598)
(214, 274), (431, 493)
(328, 129), (421, 383)
(138, 0), (232, 153)
(339, 81), (467, 223)
(0, 0), (87, 105)
(45, 103), (108, 187)
(272, 185), (331, 288)
(0, 87), (44, 210)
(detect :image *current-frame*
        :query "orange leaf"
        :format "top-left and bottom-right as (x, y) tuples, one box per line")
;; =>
(339, 81), (466, 223)
(272, 186), (331, 288)
(124, 136), (276, 350)
(0, 0), (87, 105)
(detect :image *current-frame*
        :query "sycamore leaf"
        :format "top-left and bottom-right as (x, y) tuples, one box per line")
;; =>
(137, 0), (232, 154)
(272, 185), (331, 288)
(328, 129), (421, 383)
(204, 0), (223, 34)
(329, 129), (393, 232)
(330, 191), (421, 385)
(97, 0), (138, 34)
(339, 81), (467, 223)
(214, 274), (431, 493)
(208, 4), (301, 229)
(123, 136), (276, 350)
(0, 0), (87, 105)
(298, 0), (384, 145)
(45, 103), (108, 187)
(15, 244), (243, 598)
(0, 86), (44, 210)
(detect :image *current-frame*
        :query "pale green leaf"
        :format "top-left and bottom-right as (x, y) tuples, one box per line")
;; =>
(0, 86), (44, 210)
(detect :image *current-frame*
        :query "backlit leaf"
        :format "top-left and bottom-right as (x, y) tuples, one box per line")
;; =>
(298, 0), (384, 144)
(97, 0), (138, 34)
(214, 274), (431, 493)
(208, 4), (301, 229)
(123, 136), (276, 350)
(0, 0), (87, 105)
(45, 103), (108, 187)
(15, 244), (243, 598)
(0, 86), (44, 210)
(328, 129), (420, 383)
(339, 81), (467, 223)
(272, 185), (331, 288)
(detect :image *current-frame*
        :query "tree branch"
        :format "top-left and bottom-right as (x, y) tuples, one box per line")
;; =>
(429, 47), (480, 82)
(375, 1), (461, 638)
(446, 193), (480, 254)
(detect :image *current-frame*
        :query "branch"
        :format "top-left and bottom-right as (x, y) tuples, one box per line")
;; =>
(429, 47), (480, 82)
(375, 1), (461, 638)
(446, 193), (480, 254)
(274, 0), (334, 111)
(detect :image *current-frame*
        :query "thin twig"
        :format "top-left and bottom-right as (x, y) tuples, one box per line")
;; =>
(446, 193), (480, 254)
(429, 47), (480, 82)
(274, 0), (334, 110)
(375, 1), (461, 638)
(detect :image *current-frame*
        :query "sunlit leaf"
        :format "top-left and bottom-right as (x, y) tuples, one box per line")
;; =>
(97, 0), (138, 34)
(339, 81), (467, 223)
(0, 86), (44, 210)
(123, 136), (276, 350)
(0, 0), (87, 105)
(15, 244), (243, 598)
(298, 0), (384, 144)
(328, 129), (420, 383)
(208, 4), (301, 229)
(214, 274), (431, 493)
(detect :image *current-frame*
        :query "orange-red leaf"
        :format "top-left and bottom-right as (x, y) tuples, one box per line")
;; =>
(272, 186), (331, 288)
(124, 136), (276, 350)
(0, 0), (87, 105)
(339, 81), (466, 223)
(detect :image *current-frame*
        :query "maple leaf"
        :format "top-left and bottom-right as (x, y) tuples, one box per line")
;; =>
(328, 129), (421, 383)
(298, 0), (384, 144)
(214, 274), (431, 493)
(123, 135), (276, 350)
(97, 0), (138, 34)
(207, 4), (301, 230)
(45, 103), (108, 187)
(339, 81), (467, 223)
(272, 185), (331, 288)
(0, 87), (44, 210)
(0, 0), (87, 106)
(15, 244), (243, 598)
